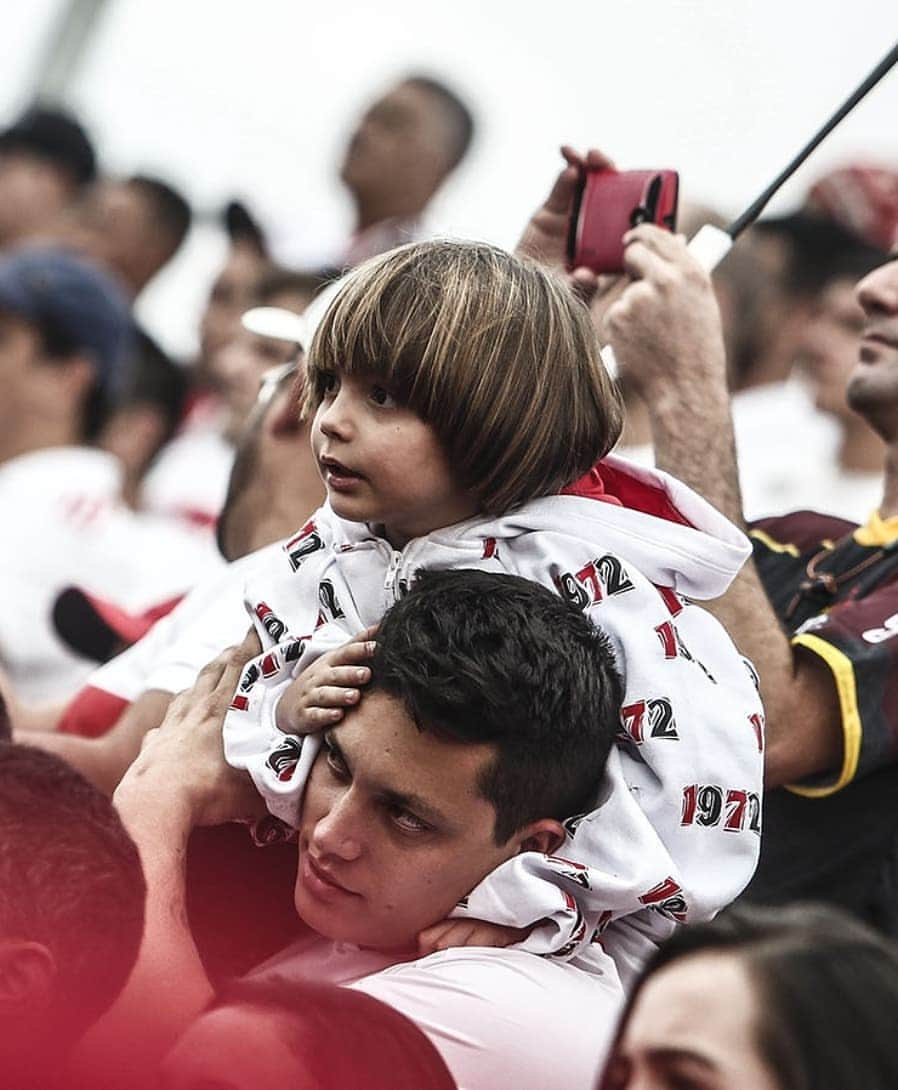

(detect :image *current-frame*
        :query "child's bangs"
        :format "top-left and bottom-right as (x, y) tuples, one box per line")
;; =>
(306, 267), (439, 413)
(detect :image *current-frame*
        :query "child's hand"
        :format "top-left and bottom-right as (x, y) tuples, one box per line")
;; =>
(275, 627), (377, 734)
(417, 917), (535, 956)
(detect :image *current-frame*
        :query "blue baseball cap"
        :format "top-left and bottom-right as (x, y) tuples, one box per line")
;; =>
(0, 247), (134, 399)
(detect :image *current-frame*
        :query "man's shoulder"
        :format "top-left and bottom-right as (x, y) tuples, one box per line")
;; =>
(354, 947), (622, 1090)
(749, 509), (859, 555)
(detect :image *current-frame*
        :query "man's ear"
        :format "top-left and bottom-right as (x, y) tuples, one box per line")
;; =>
(0, 940), (56, 1016)
(514, 818), (566, 857)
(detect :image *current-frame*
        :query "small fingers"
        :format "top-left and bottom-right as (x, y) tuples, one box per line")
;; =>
(312, 684), (362, 708)
(326, 639), (376, 667)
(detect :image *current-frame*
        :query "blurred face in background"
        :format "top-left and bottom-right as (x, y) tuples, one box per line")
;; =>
(0, 151), (73, 246)
(798, 277), (866, 420)
(198, 245), (269, 372)
(340, 81), (455, 213)
(208, 287), (311, 442)
(600, 953), (780, 1090)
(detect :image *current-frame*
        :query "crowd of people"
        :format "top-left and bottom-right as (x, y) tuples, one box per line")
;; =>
(1, 65), (898, 1090)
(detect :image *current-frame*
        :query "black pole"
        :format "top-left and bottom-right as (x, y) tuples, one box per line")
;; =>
(727, 40), (898, 240)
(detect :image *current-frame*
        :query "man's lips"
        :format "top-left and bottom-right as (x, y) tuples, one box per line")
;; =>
(861, 329), (898, 352)
(301, 852), (360, 900)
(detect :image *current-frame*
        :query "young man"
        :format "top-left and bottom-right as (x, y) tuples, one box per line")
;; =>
(603, 213), (898, 931)
(0, 743), (145, 1089)
(101, 572), (627, 1090)
(338, 75), (474, 267)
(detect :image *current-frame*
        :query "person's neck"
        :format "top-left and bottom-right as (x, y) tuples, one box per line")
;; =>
(353, 191), (428, 234)
(838, 416), (886, 475)
(0, 423), (82, 467)
(878, 443), (898, 519)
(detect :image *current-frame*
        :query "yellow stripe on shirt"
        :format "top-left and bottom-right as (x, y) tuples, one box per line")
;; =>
(787, 634), (862, 798)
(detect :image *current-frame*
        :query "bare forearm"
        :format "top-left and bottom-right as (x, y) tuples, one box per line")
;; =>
(648, 382), (841, 783)
(79, 788), (212, 1074)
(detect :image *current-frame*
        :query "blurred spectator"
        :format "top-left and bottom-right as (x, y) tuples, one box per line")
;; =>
(339, 75), (474, 267)
(0, 106), (96, 249)
(0, 247), (215, 701)
(139, 202), (272, 530)
(160, 978), (457, 1090)
(794, 248), (887, 520)
(207, 268), (323, 443)
(65, 173), (192, 299)
(598, 902), (898, 1090)
(99, 332), (189, 509)
(0, 743), (145, 1089)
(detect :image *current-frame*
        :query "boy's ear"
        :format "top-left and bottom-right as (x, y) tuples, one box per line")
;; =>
(515, 818), (566, 857)
(0, 940), (56, 1015)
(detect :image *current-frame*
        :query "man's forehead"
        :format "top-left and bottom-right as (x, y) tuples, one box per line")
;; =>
(330, 690), (495, 813)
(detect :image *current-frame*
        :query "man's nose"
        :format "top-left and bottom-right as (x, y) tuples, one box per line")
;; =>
(310, 790), (364, 862)
(856, 261), (898, 316)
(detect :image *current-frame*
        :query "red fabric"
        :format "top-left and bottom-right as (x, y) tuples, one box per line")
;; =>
(566, 461), (694, 527)
(58, 685), (130, 738)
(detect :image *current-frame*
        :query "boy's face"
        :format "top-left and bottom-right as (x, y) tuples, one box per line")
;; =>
(295, 689), (527, 951)
(311, 368), (478, 545)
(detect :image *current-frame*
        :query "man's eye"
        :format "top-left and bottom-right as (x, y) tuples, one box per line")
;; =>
(370, 385), (396, 408)
(391, 806), (430, 834)
(325, 747), (349, 780)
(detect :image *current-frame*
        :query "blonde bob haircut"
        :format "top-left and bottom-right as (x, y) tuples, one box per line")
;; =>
(306, 239), (622, 514)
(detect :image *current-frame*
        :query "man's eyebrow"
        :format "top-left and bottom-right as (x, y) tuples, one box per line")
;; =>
(323, 730), (451, 828)
(645, 1046), (718, 1071)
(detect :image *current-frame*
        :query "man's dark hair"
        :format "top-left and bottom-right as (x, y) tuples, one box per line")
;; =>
(128, 174), (192, 255)
(371, 569), (623, 843)
(0, 105), (96, 188)
(0, 744), (146, 1037)
(755, 212), (886, 298)
(404, 74), (475, 171)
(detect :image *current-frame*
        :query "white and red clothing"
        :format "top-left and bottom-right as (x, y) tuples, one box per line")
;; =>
(222, 455), (764, 969)
(0, 447), (220, 702)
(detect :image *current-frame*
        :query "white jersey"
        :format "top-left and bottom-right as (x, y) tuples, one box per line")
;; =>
(0, 447), (221, 702)
(222, 455), (765, 971)
(249, 929), (624, 1090)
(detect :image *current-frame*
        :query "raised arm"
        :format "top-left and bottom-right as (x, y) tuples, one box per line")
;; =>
(603, 225), (842, 786)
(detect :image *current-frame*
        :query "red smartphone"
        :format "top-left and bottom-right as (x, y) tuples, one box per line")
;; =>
(567, 168), (679, 274)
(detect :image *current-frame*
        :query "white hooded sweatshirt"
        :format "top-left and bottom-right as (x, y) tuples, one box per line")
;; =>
(223, 455), (764, 974)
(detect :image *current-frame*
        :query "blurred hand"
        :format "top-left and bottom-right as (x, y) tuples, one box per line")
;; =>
(275, 627), (377, 734)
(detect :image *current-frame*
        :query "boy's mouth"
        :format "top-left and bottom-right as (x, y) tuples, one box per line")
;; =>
(320, 455), (364, 488)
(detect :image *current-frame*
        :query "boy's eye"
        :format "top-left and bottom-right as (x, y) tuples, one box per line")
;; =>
(370, 385), (396, 408)
(319, 370), (339, 396)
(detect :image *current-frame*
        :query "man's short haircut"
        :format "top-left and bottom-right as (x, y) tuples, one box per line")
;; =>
(403, 74), (475, 171)
(369, 569), (623, 844)
(307, 239), (622, 514)
(0, 744), (146, 1036)
(128, 174), (192, 255)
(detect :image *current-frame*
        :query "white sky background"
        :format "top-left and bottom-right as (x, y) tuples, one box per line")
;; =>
(3, 0), (898, 356)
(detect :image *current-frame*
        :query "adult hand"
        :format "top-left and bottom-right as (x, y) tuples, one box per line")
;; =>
(116, 629), (267, 829)
(603, 224), (727, 399)
(515, 145), (615, 300)
(275, 627), (377, 734)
